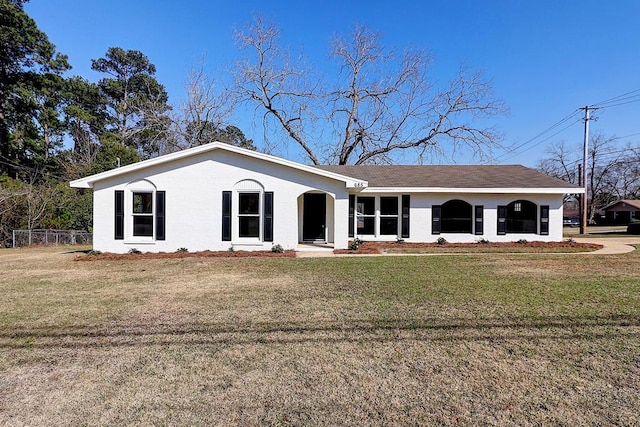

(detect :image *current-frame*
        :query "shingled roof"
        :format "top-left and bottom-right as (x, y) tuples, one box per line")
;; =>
(602, 199), (640, 210)
(314, 165), (579, 189)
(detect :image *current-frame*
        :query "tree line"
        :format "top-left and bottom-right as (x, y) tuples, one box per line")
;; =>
(0, 1), (255, 245)
(0, 0), (505, 246)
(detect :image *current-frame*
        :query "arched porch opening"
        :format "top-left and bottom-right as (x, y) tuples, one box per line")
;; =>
(297, 191), (335, 244)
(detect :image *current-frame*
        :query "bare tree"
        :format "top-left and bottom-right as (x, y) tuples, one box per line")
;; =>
(158, 58), (239, 155)
(538, 141), (578, 185)
(233, 18), (506, 165)
(538, 133), (640, 222)
(0, 184), (27, 246)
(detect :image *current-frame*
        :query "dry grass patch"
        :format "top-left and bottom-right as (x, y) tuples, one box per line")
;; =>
(0, 246), (639, 425)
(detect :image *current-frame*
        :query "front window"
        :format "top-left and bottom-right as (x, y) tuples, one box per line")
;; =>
(380, 197), (399, 235)
(441, 199), (472, 233)
(506, 200), (537, 233)
(239, 193), (260, 238)
(132, 192), (153, 236)
(356, 197), (375, 234)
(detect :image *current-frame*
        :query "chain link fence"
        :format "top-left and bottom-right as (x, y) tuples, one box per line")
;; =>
(12, 229), (93, 248)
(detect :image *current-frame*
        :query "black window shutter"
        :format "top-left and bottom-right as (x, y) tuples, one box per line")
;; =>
(475, 205), (484, 235)
(115, 190), (124, 240)
(264, 192), (274, 242)
(348, 194), (355, 238)
(540, 205), (549, 235)
(432, 205), (441, 235)
(222, 191), (232, 241)
(401, 195), (410, 238)
(156, 191), (166, 240)
(497, 205), (507, 235)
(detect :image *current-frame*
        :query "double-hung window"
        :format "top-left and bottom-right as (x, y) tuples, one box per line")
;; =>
(238, 192), (260, 238)
(380, 197), (399, 235)
(356, 197), (375, 235)
(132, 192), (153, 237)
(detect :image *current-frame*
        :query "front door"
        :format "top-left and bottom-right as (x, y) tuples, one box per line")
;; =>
(303, 193), (326, 241)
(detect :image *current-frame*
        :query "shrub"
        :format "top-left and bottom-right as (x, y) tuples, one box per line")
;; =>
(176, 247), (189, 253)
(271, 244), (284, 253)
(87, 250), (102, 256)
(628, 223), (640, 235)
(436, 237), (447, 245)
(395, 237), (405, 244)
(128, 248), (141, 255)
(517, 239), (528, 244)
(476, 238), (490, 244)
(348, 238), (363, 250)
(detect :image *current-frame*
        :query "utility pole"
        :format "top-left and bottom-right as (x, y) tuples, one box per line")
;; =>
(579, 106), (596, 235)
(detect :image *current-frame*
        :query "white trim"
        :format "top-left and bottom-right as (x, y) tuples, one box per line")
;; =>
(70, 142), (368, 189)
(359, 187), (584, 194)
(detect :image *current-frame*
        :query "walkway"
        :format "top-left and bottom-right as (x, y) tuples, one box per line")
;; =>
(573, 236), (640, 255)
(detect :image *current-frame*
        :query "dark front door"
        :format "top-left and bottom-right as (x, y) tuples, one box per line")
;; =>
(303, 193), (326, 241)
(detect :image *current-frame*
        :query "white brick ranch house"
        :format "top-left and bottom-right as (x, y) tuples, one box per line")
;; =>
(70, 142), (583, 253)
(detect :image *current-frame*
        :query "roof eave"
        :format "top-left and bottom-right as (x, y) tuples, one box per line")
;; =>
(359, 187), (585, 194)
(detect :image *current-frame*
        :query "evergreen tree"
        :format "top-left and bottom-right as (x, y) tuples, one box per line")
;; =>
(91, 47), (170, 158)
(0, 0), (70, 178)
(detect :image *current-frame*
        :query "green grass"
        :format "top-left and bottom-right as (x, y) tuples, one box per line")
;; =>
(0, 246), (639, 425)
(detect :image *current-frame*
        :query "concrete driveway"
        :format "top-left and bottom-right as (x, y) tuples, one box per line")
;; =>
(574, 236), (640, 255)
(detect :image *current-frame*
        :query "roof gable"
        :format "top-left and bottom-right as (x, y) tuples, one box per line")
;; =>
(602, 199), (640, 211)
(69, 142), (368, 189)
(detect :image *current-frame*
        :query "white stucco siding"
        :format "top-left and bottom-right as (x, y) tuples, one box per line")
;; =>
(85, 144), (572, 253)
(92, 150), (350, 253)
(351, 192), (565, 243)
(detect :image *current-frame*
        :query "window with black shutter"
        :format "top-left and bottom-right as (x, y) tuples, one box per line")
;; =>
(115, 190), (124, 240)
(222, 191), (232, 241)
(401, 195), (410, 238)
(263, 192), (273, 242)
(156, 191), (166, 240)
(497, 205), (507, 235)
(348, 195), (355, 238)
(432, 205), (441, 235)
(475, 205), (484, 235)
(540, 205), (549, 235)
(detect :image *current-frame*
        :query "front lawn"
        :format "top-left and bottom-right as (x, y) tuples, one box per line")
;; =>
(0, 245), (638, 425)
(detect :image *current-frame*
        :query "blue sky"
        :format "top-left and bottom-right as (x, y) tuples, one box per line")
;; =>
(25, 0), (640, 167)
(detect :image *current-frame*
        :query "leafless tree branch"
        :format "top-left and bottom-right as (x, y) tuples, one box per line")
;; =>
(233, 18), (506, 165)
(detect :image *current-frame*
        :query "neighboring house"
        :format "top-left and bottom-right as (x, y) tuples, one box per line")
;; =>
(70, 142), (583, 253)
(601, 200), (640, 224)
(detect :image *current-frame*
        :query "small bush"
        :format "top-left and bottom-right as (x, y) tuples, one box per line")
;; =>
(436, 237), (447, 245)
(128, 248), (141, 255)
(348, 238), (363, 250)
(476, 238), (490, 244)
(517, 239), (528, 244)
(630, 218), (640, 224)
(87, 250), (102, 256)
(176, 247), (189, 253)
(565, 238), (575, 243)
(395, 237), (405, 244)
(628, 223), (640, 235)
(271, 244), (284, 253)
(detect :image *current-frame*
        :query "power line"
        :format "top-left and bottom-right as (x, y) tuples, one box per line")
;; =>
(597, 98), (640, 109)
(592, 88), (640, 107)
(491, 109), (582, 163)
